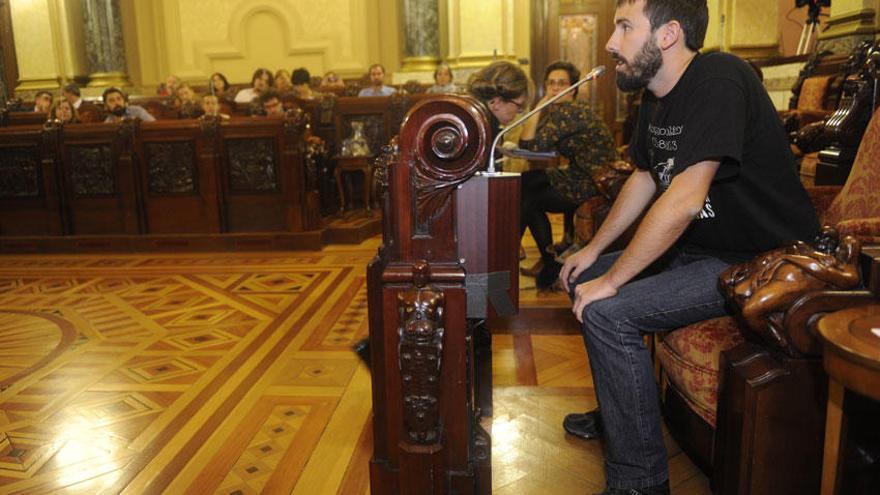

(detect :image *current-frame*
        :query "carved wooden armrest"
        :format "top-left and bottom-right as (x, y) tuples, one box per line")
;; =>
(721, 227), (863, 355)
(792, 120), (828, 153)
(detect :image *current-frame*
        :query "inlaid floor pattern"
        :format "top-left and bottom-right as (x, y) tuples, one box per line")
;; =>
(0, 237), (709, 494)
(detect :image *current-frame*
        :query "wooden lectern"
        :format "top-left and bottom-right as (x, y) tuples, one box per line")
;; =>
(367, 95), (520, 494)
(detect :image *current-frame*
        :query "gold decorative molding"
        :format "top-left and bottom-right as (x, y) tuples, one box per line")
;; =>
(400, 56), (441, 72)
(87, 71), (132, 88)
(445, 54), (517, 68)
(15, 77), (61, 91)
(728, 44), (781, 59)
(819, 8), (876, 40)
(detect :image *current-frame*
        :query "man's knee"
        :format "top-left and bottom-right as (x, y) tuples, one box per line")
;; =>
(580, 299), (622, 339)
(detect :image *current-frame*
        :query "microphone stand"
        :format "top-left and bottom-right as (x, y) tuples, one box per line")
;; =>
(486, 65), (606, 174)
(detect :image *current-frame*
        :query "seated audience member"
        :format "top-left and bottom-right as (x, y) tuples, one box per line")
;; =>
(259, 90), (284, 117)
(201, 95), (230, 119)
(427, 63), (458, 94)
(157, 74), (181, 97)
(275, 69), (293, 93)
(102, 87), (156, 123)
(518, 61), (616, 290)
(467, 60), (530, 134)
(176, 83), (203, 118)
(235, 68), (274, 104)
(175, 83), (199, 105)
(559, 1), (819, 493)
(292, 68), (317, 100)
(320, 71), (345, 91)
(33, 91), (53, 113)
(358, 63), (395, 97)
(209, 72), (231, 98)
(62, 82), (100, 121)
(63, 83), (84, 110)
(48, 99), (79, 124)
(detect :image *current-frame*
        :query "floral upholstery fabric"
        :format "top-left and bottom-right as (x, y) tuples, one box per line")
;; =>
(797, 75), (833, 112)
(806, 185), (842, 220)
(657, 316), (744, 427)
(823, 106), (880, 227)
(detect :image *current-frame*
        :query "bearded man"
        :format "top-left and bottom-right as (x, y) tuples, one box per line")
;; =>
(102, 87), (155, 123)
(557, 1), (819, 493)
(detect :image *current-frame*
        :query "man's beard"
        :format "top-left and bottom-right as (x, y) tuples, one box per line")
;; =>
(615, 37), (662, 92)
(111, 106), (126, 117)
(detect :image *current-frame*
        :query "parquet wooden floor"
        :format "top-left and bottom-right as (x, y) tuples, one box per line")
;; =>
(0, 233), (710, 494)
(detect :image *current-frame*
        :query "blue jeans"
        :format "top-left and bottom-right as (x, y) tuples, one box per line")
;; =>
(569, 248), (732, 489)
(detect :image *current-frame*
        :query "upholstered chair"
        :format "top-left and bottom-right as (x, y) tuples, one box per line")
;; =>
(655, 105), (880, 492)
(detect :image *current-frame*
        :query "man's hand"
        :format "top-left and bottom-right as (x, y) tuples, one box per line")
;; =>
(559, 247), (598, 292)
(571, 275), (619, 323)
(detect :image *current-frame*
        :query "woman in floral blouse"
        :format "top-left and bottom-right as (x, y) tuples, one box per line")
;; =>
(519, 61), (617, 290)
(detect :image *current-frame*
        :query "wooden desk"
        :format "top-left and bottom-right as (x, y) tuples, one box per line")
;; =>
(817, 304), (880, 495)
(334, 155), (374, 213)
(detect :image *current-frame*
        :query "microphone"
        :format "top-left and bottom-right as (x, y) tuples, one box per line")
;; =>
(486, 65), (606, 174)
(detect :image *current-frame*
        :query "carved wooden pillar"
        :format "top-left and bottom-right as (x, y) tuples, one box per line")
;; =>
(367, 95), (519, 494)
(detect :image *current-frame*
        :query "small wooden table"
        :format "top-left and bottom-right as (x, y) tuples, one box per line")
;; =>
(817, 304), (880, 495)
(334, 155), (375, 213)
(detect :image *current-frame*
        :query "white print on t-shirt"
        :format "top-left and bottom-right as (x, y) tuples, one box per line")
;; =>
(696, 196), (715, 219)
(655, 157), (715, 219)
(657, 158), (675, 189)
(649, 123), (681, 152)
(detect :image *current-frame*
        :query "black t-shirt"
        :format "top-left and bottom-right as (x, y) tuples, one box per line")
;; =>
(630, 52), (819, 261)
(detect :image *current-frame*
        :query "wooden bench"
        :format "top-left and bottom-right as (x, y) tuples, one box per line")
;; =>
(0, 114), (322, 252)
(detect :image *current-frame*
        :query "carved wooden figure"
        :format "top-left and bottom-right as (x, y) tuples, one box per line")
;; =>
(367, 95), (520, 495)
(723, 226), (862, 351)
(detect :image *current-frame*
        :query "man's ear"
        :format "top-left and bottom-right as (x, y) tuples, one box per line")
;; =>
(657, 20), (683, 50)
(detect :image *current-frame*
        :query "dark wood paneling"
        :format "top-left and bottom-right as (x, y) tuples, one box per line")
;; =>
(0, 124), (64, 235)
(60, 121), (141, 235)
(137, 119), (222, 234)
(218, 115), (309, 233)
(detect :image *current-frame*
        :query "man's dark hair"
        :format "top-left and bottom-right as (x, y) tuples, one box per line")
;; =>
(63, 83), (81, 97)
(618, 0), (708, 51)
(102, 87), (126, 103)
(368, 63), (385, 74)
(259, 89), (281, 104)
(292, 68), (311, 85)
(543, 60), (581, 97)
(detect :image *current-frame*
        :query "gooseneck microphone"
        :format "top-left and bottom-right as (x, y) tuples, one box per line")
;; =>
(486, 65), (606, 174)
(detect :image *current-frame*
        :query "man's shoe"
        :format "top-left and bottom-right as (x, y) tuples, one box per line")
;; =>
(353, 338), (370, 368)
(594, 480), (670, 495)
(536, 260), (563, 291)
(563, 408), (602, 440)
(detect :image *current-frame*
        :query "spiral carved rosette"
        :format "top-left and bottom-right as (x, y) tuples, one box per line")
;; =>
(397, 261), (445, 445)
(400, 96), (491, 233)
